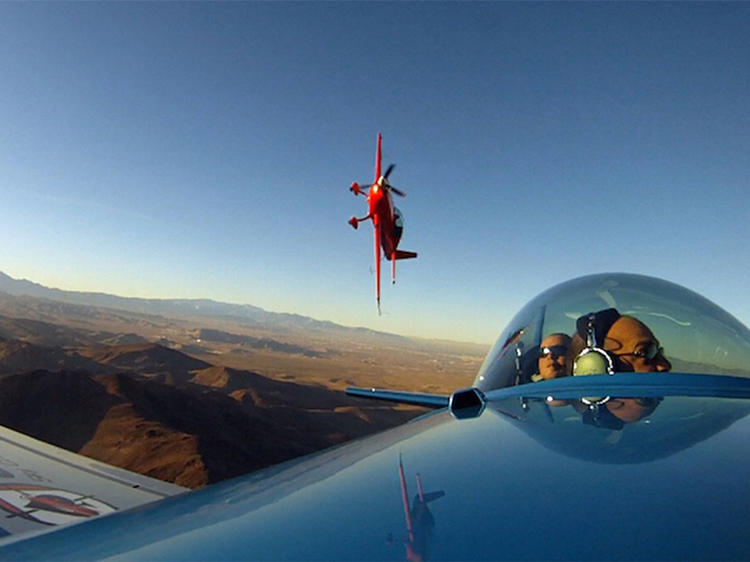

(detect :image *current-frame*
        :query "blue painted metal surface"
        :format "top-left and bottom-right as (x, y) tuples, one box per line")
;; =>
(2, 374), (749, 560)
(346, 386), (450, 408)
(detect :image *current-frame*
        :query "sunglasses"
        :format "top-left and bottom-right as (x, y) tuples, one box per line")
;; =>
(539, 345), (568, 358)
(627, 341), (665, 361)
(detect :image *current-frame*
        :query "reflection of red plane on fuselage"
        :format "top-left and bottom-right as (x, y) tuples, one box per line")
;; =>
(349, 133), (417, 313)
(395, 454), (444, 562)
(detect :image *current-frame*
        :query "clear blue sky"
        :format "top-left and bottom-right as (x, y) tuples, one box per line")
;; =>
(1, 3), (748, 344)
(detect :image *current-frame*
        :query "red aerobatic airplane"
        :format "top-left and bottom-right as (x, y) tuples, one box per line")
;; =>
(349, 133), (417, 313)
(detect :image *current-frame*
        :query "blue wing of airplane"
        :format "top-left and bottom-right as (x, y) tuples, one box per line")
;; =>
(2, 273), (750, 560)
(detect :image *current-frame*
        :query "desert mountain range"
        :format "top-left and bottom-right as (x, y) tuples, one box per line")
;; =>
(0, 339), (423, 488)
(0, 271), (416, 344)
(0, 272), (487, 488)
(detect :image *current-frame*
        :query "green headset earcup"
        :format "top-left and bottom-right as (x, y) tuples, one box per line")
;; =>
(573, 349), (613, 404)
(574, 349), (611, 376)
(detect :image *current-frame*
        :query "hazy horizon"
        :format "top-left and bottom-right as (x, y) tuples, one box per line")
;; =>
(0, 269), (491, 346)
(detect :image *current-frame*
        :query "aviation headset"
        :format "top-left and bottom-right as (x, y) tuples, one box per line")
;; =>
(572, 308), (621, 376)
(572, 308), (621, 405)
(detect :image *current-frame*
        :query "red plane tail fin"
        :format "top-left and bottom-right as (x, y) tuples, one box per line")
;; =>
(395, 250), (417, 260)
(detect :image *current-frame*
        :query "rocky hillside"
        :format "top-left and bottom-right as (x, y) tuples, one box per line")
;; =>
(0, 342), (422, 488)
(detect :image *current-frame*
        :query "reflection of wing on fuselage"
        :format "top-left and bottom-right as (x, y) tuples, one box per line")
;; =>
(3, 273), (750, 559)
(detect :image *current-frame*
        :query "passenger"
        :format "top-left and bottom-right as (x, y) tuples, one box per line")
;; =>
(606, 397), (661, 423)
(571, 309), (672, 374)
(578, 395), (662, 428)
(604, 315), (671, 372)
(531, 333), (572, 381)
(571, 309), (670, 425)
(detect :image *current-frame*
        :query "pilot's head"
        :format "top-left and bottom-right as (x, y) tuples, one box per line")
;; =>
(538, 333), (572, 380)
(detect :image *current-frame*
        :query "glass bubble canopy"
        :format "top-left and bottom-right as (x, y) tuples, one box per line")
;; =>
(474, 273), (750, 392)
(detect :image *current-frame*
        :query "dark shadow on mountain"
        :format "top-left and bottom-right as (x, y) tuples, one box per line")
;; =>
(0, 339), (108, 376)
(197, 328), (329, 357)
(191, 365), (352, 409)
(100, 333), (150, 346)
(0, 369), (122, 451)
(0, 315), (101, 347)
(109, 369), (421, 484)
(84, 343), (212, 385)
(110, 373), (329, 483)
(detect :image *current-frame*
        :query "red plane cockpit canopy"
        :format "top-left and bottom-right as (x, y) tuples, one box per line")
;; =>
(474, 273), (750, 392)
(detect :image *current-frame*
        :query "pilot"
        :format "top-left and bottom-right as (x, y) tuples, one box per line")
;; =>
(532, 333), (572, 381)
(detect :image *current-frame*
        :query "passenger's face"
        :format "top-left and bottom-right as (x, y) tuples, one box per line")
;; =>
(606, 397), (660, 422)
(538, 334), (570, 379)
(604, 317), (671, 372)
